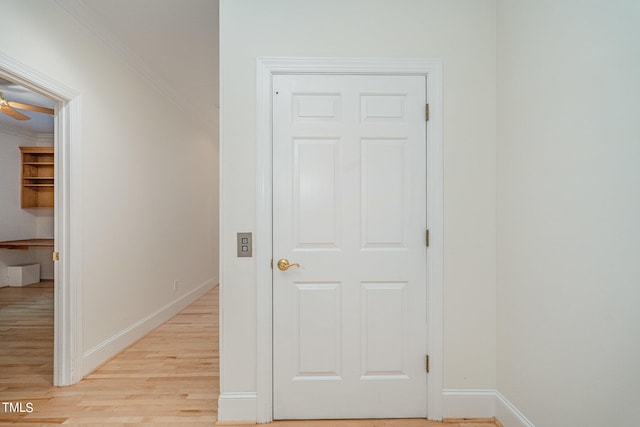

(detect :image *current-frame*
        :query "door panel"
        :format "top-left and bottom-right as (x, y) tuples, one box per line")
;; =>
(273, 74), (427, 419)
(294, 139), (340, 249)
(294, 282), (342, 379)
(360, 282), (408, 379)
(361, 139), (407, 248)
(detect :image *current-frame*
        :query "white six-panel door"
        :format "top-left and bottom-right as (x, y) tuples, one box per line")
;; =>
(272, 74), (427, 419)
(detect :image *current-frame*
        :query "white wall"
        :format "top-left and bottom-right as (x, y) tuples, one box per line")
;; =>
(219, 0), (497, 419)
(496, 1), (640, 425)
(1, 2), (218, 372)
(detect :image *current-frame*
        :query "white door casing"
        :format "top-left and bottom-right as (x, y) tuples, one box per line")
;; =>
(272, 74), (427, 419)
(253, 57), (443, 423)
(0, 52), (82, 386)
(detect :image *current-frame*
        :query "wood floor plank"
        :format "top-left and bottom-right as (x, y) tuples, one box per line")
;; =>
(215, 420), (498, 427)
(1, 283), (218, 425)
(1, 284), (497, 426)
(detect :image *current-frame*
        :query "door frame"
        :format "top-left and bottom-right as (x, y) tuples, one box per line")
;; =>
(0, 52), (83, 386)
(255, 57), (443, 422)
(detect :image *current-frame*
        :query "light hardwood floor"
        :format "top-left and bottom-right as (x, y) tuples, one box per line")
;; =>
(1, 282), (218, 425)
(216, 421), (500, 427)
(0, 283), (497, 427)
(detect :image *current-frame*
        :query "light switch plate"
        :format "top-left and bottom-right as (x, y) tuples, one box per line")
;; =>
(237, 232), (252, 257)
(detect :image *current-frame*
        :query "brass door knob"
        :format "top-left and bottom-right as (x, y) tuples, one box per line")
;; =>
(277, 259), (300, 271)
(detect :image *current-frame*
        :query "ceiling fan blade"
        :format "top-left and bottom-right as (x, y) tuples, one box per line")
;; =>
(0, 104), (30, 120)
(7, 101), (54, 115)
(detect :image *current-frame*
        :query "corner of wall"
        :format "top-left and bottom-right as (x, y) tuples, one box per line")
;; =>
(442, 389), (535, 427)
(495, 392), (535, 427)
(81, 277), (216, 376)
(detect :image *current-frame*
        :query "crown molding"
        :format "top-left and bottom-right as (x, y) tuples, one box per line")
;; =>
(36, 132), (55, 145)
(0, 122), (38, 141)
(53, 0), (208, 134)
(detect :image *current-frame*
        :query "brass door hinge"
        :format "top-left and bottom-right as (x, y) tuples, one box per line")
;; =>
(425, 355), (430, 373)
(52, 251), (59, 261)
(270, 259), (273, 270)
(425, 103), (430, 122)
(425, 229), (430, 247)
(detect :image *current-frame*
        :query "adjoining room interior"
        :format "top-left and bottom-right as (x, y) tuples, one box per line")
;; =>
(0, 76), (56, 387)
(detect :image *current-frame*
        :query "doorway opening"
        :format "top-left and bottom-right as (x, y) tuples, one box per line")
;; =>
(0, 52), (82, 386)
(0, 75), (56, 389)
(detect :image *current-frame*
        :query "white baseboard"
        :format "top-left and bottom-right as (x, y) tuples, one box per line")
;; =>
(214, 389), (533, 425)
(217, 392), (257, 422)
(442, 389), (535, 427)
(82, 277), (217, 376)
(495, 391), (535, 427)
(442, 389), (496, 419)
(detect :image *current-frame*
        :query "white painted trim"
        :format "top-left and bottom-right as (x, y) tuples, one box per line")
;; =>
(495, 391), (536, 427)
(56, 96), (84, 385)
(0, 123), (38, 140)
(424, 58), (444, 421)
(0, 51), (81, 386)
(440, 389), (535, 427)
(255, 57), (274, 425)
(442, 389), (496, 419)
(257, 57), (444, 76)
(36, 133), (55, 145)
(82, 277), (216, 375)
(217, 393), (258, 422)
(254, 57), (444, 423)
